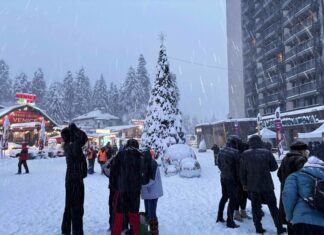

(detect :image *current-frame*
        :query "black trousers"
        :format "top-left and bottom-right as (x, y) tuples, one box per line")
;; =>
(250, 191), (282, 230)
(114, 191), (140, 214)
(18, 160), (29, 173)
(61, 179), (84, 235)
(293, 223), (324, 235)
(217, 178), (238, 225)
(109, 188), (116, 229)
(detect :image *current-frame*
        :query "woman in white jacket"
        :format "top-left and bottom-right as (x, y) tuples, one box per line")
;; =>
(141, 152), (163, 235)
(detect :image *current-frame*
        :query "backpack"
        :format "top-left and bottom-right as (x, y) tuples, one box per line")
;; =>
(300, 172), (324, 213)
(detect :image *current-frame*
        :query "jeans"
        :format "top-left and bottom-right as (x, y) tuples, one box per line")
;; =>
(144, 199), (158, 220)
(18, 160), (29, 173)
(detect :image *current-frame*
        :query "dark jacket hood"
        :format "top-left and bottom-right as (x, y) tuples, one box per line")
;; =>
(248, 135), (263, 149)
(226, 135), (242, 150)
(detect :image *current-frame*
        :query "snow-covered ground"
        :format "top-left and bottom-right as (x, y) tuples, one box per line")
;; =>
(0, 150), (282, 235)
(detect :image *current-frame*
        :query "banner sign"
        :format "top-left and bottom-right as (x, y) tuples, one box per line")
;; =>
(15, 93), (37, 105)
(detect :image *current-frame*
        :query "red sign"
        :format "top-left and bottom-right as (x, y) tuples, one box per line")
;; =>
(15, 93), (37, 101)
(0, 110), (50, 128)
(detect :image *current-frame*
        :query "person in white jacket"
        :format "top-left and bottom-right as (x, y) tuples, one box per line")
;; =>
(141, 150), (163, 235)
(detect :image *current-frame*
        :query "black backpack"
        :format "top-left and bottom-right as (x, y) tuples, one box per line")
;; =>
(300, 172), (324, 213)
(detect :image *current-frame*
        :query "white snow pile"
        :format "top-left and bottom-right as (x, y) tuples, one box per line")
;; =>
(198, 139), (207, 152)
(162, 144), (200, 177)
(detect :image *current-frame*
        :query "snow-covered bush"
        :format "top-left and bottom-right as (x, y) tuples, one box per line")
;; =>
(179, 158), (201, 178)
(163, 144), (196, 167)
(198, 139), (207, 152)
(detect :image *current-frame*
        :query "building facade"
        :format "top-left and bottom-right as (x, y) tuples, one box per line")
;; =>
(242, 0), (324, 117)
(227, 0), (245, 118)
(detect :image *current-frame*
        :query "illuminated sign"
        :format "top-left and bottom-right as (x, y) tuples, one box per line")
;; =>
(132, 119), (144, 126)
(16, 93), (37, 105)
(96, 129), (111, 134)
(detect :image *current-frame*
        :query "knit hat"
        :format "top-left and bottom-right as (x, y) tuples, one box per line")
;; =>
(290, 141), (308, 151)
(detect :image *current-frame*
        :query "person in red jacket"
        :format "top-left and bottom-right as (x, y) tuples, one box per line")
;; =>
(16, 142), (29, 174)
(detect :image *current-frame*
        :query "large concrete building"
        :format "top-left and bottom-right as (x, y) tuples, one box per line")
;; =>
(241, 0), (324, 117)
(227, 0), (245, 118)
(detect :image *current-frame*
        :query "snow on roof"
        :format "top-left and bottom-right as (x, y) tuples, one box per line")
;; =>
(72, 110), (119, 121)
(298, 123), (324, 139)
(105, 125), (137, 132)
(0, 104), (59, 127)
(196, 118), (257, 127)
(11, 122), (41, 129)
(262, 105), (324, 120)
(248, 127), (276, 139)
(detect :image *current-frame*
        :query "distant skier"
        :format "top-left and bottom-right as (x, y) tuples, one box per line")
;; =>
(16, 142), (29, 174)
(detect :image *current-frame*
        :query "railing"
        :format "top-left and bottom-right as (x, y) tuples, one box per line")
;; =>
(286, 59), (316, 79)
(287, 82), (317, 97)
(264, 23), (280, 40)
(285, 39), (314, 60)
(259, 93), (279, 104)
(258, 75), (282, 90)
(263, 58), (278, 70)
(264, 41), (279, 56)
(284, 19), (316, 41)
(284, 1), (312, 24)
(282, 0), (292, 9)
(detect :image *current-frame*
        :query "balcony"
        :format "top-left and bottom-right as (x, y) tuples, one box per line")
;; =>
(264, 41), (280, 56)
(258, 75), (282, 90)
(287, 82), (318, 98)
(284, 1), (313, 25)
(263, 58), (278, 71)
(263, 23), (280, 40)
(282, 0), (292, 9)
(259, 93), (280, 105)
(286, 59), (316, 80)
(284, 19), (318, 42)
(285, 39), (315, 61)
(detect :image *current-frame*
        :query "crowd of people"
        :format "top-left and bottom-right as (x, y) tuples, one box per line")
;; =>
(60, 123), (163, 235)
(215, 135), (324, 235)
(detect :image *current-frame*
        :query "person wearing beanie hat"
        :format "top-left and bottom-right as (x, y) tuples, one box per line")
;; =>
(277, 140), (309, 234)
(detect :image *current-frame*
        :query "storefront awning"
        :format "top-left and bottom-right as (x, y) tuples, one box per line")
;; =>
(11, 122), (41, 129)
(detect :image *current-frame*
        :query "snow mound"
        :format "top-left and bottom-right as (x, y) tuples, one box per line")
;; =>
(163, 144), (196, 166)
(198, 139), (207, 152)
(179, 158), (201, 178)
(163, 164), (178, 177)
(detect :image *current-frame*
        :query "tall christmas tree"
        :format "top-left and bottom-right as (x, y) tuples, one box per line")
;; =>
(92, 74), (108, 112)
(45, 82), (66, 124)
(141, 36), (184, 157)
(31, 68), (47, 108)
(73, 68), (92, 117)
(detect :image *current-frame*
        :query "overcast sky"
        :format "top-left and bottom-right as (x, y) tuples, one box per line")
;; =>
(0, 0), (228, 121)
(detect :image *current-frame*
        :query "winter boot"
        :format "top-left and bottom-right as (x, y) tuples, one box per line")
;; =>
(216, 217), (225, 223)
(234, 210), (243, 222)
(240, 209), (252, 219)
(128, 212), (140, 235)
(112, 212), (123, 235)
(149, 219), (159, 235)
(256, 227), (266, 234)
(277, 227), (287, 235)
(226, 220), (240, 229)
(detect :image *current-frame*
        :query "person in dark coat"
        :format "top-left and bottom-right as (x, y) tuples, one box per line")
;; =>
(240, 135), (285, 234)
(61, 123), (88, 235)
(110, 139), (143, 235)
(211, 144), (220, 166)
(277, 141), (309, 234)
(16, 142), (29, 174)
(216, 135), (242, 228)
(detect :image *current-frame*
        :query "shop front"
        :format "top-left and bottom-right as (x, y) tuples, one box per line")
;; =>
(0, 104), (59, 146)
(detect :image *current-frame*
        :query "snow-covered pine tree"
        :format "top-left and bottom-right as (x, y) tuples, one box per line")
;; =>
(14, 72), (30, 94)
(107, 82), (120, 117)
(141, 40), (184, 157)
(31, 68), (47, 108)
(45, 82), (65, 124)
(0, 60), (12, 102)
(73, 68), (92, 117)
(136, 54), (151, 118)
(62, 71), (75, 121)
(92, 74), (108, 112)
(119, 67), (141, 122)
